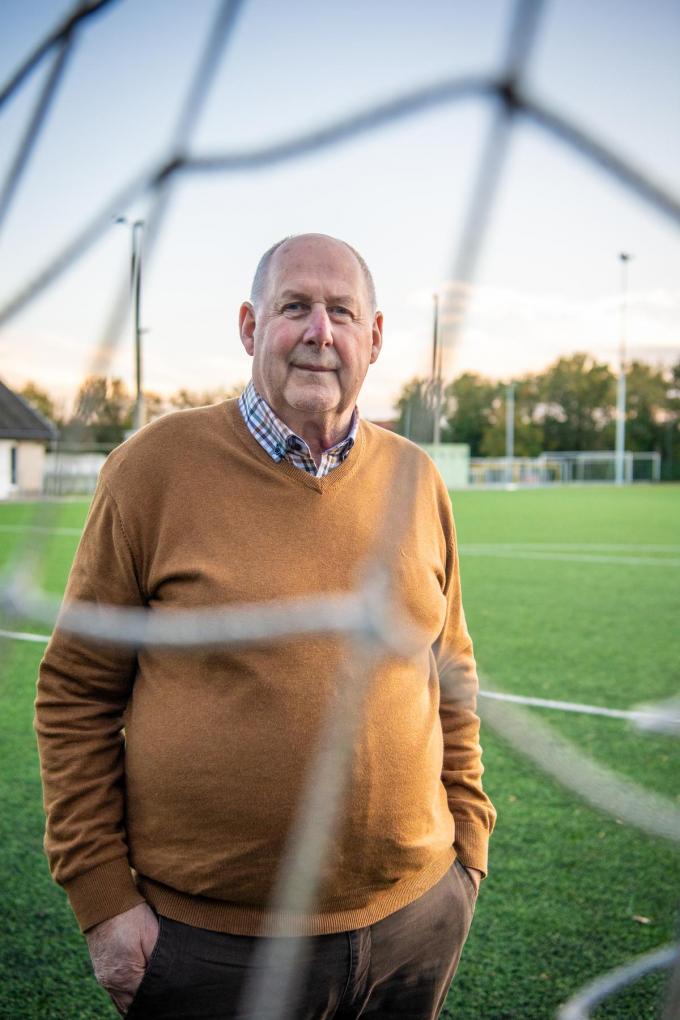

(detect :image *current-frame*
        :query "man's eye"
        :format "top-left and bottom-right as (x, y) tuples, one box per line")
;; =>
(282, 302), (305, 313)
(330, 306), (352, 317)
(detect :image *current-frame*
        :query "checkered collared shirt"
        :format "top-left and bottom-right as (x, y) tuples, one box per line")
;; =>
(238, 380), (359, 478)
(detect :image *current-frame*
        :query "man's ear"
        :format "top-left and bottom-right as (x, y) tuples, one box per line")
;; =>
(239, 302), (256, 356)
(369, 310), (384, 365)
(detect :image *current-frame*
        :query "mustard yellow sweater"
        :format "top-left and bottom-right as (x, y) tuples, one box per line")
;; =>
(36, 400), (495, 935)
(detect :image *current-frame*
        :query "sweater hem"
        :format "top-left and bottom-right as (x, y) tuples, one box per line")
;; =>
(138, 848), (455, 936)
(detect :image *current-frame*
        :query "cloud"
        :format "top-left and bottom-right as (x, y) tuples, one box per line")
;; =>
(409, 281), (680, 321)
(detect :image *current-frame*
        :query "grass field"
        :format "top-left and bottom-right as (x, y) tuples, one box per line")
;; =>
(0, 486), (679, 1019)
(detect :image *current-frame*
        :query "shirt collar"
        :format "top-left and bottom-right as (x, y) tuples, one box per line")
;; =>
(238, 380), (359, 466)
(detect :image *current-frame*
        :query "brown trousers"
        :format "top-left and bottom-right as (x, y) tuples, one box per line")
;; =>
(126, 859), (477, 1020)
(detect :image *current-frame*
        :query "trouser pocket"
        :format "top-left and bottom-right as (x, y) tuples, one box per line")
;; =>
(126, 916), (169, 1018)
(453, 856), (479, 908)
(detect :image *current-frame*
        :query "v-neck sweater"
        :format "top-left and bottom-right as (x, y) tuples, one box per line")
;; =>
(36, 399), (496, 935)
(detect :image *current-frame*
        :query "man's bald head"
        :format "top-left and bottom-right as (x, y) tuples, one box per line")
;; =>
(250, 233), (377, 313)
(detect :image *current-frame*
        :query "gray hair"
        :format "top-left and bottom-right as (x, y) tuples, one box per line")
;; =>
(249, 234), (377, 313)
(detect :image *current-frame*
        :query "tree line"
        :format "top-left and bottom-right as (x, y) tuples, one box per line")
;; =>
(17, 351), (680, 479)
(395, 353), (680, 480)
(18, 377), (243, 447)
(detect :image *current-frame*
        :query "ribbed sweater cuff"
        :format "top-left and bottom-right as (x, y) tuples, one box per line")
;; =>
(454, 821), (490, 878)
(64, 857), (146, 932)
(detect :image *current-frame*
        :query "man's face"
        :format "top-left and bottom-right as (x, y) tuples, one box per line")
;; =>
(239, 235), (383, 425)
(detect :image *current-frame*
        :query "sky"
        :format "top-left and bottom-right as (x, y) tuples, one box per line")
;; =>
(1, 0), (679, 419)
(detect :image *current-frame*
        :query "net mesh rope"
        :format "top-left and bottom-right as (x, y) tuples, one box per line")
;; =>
(1, 1), (678, 1016)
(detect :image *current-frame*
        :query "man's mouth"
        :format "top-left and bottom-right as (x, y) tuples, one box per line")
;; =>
(292, 365), (336, 373)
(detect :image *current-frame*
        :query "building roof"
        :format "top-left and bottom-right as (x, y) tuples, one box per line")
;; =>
(0, 379), (58, 441)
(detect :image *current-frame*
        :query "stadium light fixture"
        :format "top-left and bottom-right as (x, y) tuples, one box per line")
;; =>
(115, 215), (146, 432)
(615, 252), (632, 485)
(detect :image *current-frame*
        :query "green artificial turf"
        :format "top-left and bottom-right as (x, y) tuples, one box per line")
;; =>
(0, 487), (678, 1018)
(448, 486), (680, 1019)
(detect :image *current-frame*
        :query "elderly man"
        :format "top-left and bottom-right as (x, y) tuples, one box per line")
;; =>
(36, 233), (495, 1019)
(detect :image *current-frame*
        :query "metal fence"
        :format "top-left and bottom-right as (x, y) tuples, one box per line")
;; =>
(469, 450), (662, 487)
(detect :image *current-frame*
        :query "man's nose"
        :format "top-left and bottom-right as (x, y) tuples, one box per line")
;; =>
(302, 304), (333, 345)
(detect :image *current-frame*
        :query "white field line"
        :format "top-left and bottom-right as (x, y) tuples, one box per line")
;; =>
(460, 547), (680, 567)
(0, 523), (82, 536)
(462, 542), (680, 553)
(478, 689), (659, 724)
(0, 625), (667, 726)
(2, 526), (678, 562)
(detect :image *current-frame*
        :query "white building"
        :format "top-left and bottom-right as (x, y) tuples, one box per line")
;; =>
(0, 380), (58, 499)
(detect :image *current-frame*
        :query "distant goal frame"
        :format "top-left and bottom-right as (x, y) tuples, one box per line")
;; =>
(468, 451), (662, 487)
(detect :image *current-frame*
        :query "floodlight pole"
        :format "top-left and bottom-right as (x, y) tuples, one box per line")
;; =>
(505, 382), (515, 484)
(432, 292), (442, 445)
(116, 216), (146, 432)
(615, 252), (632, 485)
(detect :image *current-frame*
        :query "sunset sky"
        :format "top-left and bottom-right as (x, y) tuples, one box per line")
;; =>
(1, 0), (679, 418)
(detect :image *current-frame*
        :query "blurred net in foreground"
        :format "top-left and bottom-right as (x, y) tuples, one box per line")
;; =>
(1, 0), (679, 1016)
